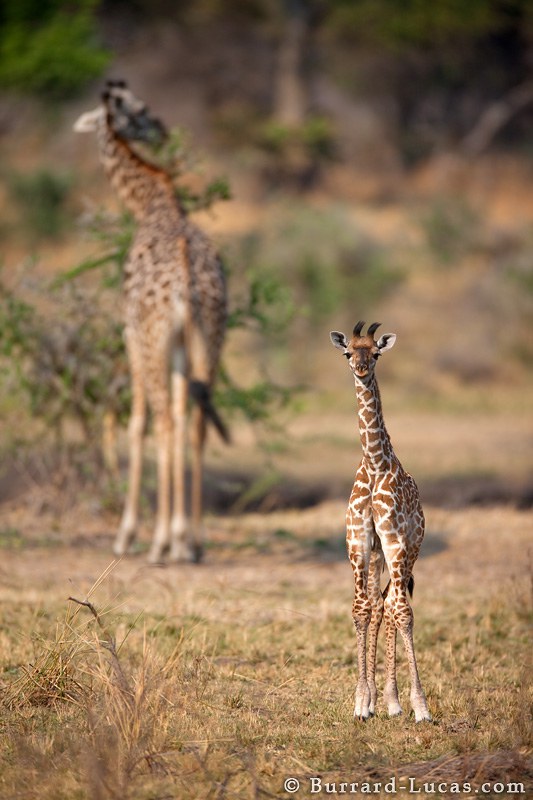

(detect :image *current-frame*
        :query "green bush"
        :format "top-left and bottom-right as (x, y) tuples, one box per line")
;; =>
(8, 168), (73, 240)
(0, 272), (130, 443)
(0, 0), (109, 98)
(255, 116), (337, 188)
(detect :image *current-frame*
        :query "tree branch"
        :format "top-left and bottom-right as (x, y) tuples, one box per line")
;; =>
(461, 79), (533, 156)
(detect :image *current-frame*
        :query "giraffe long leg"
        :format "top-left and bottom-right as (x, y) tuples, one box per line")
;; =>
(352, 593), (371, 720)
(366, 544), (385, 715)
(396, 601), (431, 722)
(115, 330), (145, 556)
(147, 405), (173, 563)
(347, 511), (373, 720)
(185, 326), (210, 564)
(189, 402), (207, 563)
(383, 606), (402, 716)
(144, 338), (173, 564)
(169, 353), (190, 562)
(381, 540), (431, 722)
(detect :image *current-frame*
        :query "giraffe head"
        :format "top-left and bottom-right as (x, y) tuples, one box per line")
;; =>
(330, 321), (396, 380)
(74, 80), (167, 145)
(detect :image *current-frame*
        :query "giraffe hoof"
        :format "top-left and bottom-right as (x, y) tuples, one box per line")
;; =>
(113, 531), (136, 557)
(388, 707), (403, 718)
(113, 543), (134, 558)
(147, 547), (166, 565)
(414, 711), (433, 723)
(168, 541), (198, 563)
(353, 703), (371, 721)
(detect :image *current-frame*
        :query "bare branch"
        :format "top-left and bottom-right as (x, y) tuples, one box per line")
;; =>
(68, 596), (103, 627)
(69, 595), (133, 704)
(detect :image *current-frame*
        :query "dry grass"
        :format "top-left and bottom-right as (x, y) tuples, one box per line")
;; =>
(0, 500), (531, 799)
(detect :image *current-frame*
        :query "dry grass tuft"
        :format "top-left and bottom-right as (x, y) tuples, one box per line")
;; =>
(3, 562), (121, 710)
(2, 561), (188, 799)
(81, 633), (183, 799)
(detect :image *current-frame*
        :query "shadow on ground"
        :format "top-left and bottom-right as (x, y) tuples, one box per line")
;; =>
(205, 468), (533, 513)
(282, 528), (448, 564)
(2, 455), (532, 517)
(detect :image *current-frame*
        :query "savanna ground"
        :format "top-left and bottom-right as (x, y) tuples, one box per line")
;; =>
(0, 401), (531, 799)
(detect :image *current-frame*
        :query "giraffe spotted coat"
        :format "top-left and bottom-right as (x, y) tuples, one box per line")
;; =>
(75, 82), (228, 564)
(331, 322), (431, 722)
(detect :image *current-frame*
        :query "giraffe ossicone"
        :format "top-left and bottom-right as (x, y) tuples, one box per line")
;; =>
(74, 81), (228, 564)
(331, 321), (431, 722)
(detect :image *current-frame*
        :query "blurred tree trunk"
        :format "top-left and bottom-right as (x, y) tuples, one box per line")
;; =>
(273, 0), (309, 126)
(461, 79), (533, 155)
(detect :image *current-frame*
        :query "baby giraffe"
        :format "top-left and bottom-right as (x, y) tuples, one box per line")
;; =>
(330, 321), (431, 722)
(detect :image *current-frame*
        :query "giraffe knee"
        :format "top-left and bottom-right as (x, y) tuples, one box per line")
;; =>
(371, 600), (384, 627)
(384, 592), (413, 629)
(371, 591), (384, 614)
(352, 596), (372, 629)
(153, 412), (172, 438)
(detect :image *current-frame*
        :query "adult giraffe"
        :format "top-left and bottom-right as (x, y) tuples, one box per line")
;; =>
(330, 321), (431, 722)
(75, 80), (228, 564)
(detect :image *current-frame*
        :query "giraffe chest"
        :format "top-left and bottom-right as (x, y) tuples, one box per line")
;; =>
(347, 461), (420, 520)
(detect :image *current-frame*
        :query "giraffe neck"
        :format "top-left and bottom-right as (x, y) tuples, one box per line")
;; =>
(95, 120), (179, 221)
(354, 373), (395, 473)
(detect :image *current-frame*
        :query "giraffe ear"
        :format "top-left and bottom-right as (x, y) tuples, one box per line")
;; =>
(330, 331), (348, 351)
(376, 333), (397, 353)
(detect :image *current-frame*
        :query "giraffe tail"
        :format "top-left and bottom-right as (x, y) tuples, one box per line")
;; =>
(382, 575), (415, 599)
(189, 380), (231, 444)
